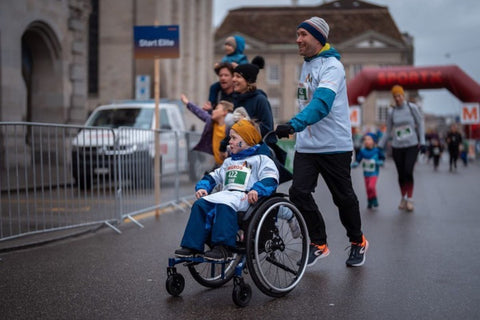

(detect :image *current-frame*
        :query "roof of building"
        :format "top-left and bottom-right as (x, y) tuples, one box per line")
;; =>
(215, 0), (405, 46)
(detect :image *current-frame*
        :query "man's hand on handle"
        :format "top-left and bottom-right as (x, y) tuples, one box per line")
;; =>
(275, 123), (294, 139)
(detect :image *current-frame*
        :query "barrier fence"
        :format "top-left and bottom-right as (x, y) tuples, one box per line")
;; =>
(0, 122), (211, 242)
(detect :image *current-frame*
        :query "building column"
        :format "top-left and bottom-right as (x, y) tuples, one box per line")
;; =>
(67, 0), (91, 124)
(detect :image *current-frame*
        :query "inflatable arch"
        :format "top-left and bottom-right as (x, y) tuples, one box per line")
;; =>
(347, 65), (480, 138)
(347, 65), (480, 106)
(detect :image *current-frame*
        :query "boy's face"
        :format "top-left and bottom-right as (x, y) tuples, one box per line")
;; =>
(211, 104), (227, 122)
(363, 135), (375, 149)
(224, 42), (235, 55)
(229, 130), (249, 154)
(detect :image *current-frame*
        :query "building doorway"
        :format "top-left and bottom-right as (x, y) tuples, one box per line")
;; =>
(21, 21), (64, 125)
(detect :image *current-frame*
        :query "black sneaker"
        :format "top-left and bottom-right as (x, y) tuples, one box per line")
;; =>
(346, 236), (369, 267)
(204, 245), (233, 261)
(306, 243), (330, 266)
(174, 247), (201, 258)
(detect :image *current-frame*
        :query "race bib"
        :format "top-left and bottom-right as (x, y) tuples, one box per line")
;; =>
(362, 159), (376, 173)
(395, 125), (414, 140)
(297, 82), (309, 102)
(225, 164), (251, 191)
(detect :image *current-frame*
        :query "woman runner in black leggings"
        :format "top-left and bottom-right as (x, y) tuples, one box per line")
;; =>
(378, 85), (426, 212)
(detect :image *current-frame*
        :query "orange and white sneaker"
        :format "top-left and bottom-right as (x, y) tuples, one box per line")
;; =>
(307, 243), (330, 266)
(346, 235), (369, 267)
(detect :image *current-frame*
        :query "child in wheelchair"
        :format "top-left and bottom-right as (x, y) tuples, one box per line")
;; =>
(174, 119), (280, 261)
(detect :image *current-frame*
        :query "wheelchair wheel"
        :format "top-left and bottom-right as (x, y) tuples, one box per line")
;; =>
(187, 252), (241, 288)
(232, 278), (252, 307)
(166, 273), (185, 297)
(245, 196), (308, 297)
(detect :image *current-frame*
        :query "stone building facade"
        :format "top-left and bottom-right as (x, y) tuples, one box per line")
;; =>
(0, 0), (213, 125)
(0, 0), (213, 171)
(0, 0), (91, 124)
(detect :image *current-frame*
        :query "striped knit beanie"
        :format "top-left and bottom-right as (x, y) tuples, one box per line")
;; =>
(297, 17), (329, 46)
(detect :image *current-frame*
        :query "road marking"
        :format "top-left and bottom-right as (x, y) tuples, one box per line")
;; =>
(123, 201), (193, 223)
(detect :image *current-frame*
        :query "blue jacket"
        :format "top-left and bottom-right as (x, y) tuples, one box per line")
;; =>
(221, 35), (249, 65)
(208, 82), (234, 108)
(352, 147), (385, 177)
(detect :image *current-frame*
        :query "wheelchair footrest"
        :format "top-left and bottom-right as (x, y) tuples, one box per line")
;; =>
(168, 255), (237, 267)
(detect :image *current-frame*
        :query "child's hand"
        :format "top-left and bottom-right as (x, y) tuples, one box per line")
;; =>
(247, 190), (258, 204)
(180, 94), (189, 105)
(377, 160), (384, 167)
(202, 101), (212, 111)
(351, 161), (359, 168)
(195, 189), (208, 199)
(219, 151), (228, 161)
(231, 62), (238, 68)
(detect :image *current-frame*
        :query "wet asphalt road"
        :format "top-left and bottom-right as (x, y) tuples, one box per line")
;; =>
(1, 157), (479, 319)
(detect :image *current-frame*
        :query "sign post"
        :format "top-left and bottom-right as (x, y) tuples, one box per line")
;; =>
(134, 25), (180, 217)
(154, 59), (161, 217)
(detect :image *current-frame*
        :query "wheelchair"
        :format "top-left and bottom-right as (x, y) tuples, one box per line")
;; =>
(165, 193), (309, 307)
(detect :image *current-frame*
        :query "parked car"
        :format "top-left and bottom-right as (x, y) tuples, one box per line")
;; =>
(71, 101), (190, 189)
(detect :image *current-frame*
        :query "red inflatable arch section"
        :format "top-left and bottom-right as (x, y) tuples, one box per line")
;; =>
(347, 65), (480, 138)
(347, 65), (480, 106)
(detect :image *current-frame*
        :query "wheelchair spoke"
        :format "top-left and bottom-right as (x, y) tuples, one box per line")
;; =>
(265, 255), (298, 275)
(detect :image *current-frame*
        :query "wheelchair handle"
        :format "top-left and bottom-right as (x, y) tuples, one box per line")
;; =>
(263, 130), (277, 144)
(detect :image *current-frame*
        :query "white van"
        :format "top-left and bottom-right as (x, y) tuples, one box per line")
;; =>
(71, 101), (189, 189)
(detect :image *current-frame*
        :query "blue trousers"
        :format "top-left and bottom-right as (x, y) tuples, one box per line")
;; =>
(180, 198), (238, 251)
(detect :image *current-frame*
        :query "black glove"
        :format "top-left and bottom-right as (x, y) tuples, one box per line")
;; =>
(219, 136), (230, 152)
(419, 145), (427, 154)
(275, 124), (294, 139)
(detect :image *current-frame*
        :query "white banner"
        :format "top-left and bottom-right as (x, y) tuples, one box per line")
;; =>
(460, 103), (480, 124)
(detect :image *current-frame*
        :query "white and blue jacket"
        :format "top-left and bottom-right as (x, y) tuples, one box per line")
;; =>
(289, 44), (353, 153)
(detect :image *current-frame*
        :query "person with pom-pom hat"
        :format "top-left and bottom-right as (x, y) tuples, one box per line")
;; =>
(231, 56), (287, 164)
(232, 56), (271, 137)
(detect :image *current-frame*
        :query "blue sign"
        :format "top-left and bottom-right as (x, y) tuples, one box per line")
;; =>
(134, 25), (180, 59)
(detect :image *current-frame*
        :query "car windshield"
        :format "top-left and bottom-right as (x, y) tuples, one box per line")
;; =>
(86, 108), (154, 129)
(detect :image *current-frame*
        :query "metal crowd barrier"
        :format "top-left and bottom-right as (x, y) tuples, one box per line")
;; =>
(0, 122), (210, 243)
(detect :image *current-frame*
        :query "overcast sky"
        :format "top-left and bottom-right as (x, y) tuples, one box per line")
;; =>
(213, 0), (480, 115)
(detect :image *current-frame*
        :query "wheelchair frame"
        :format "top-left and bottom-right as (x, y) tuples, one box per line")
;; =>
(166, 193), (309, 307)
